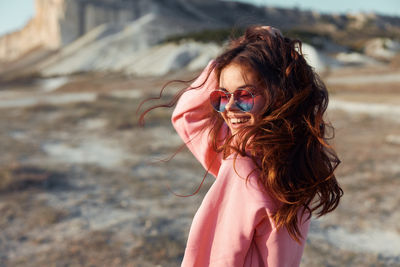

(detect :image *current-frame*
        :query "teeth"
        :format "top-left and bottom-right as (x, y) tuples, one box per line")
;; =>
(230, 117), (250, 124)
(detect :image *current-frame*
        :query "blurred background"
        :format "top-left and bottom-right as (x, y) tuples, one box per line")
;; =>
(0, 0), (399, 266)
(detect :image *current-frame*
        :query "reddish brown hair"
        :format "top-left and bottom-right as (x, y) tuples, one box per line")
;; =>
(139, 26), (343, 242)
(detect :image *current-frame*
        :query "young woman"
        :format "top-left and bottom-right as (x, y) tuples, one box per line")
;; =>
(140, 26), (343, 266)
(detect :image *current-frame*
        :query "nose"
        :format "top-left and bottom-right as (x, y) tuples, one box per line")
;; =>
(224, 94), (240, 111)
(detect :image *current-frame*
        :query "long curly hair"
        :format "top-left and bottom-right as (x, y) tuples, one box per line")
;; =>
(139, 26), (343, 242)
(205, 26), (343, 241)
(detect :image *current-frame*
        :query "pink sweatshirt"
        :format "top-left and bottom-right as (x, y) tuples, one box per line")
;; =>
(172, 62), (310, 267)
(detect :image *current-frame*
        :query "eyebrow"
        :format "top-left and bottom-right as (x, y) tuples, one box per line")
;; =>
(218, 84), (257, 91)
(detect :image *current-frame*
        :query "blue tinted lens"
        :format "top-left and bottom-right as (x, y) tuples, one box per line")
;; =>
(234, 89), (254, 111)
(210, 91), (229, 112)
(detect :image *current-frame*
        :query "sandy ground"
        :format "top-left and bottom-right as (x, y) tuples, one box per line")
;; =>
(0, 65), (399, 266)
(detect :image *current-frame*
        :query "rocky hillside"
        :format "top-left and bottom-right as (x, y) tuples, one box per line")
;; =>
(0, 0), (400, 78)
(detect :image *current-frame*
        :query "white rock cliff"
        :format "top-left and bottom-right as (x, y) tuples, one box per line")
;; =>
(0, 0), (64, 62)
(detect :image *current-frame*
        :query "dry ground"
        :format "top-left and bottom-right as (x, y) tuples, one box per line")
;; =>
(0, 65), (399, 266)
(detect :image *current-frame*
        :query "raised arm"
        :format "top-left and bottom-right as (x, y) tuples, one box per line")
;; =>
(171, 61), (223, 177)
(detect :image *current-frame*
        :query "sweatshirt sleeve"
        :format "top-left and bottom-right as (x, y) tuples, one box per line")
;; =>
(171, 61), (223, 177)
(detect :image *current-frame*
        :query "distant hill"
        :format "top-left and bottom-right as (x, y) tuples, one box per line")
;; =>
(0, 0), (399, 78)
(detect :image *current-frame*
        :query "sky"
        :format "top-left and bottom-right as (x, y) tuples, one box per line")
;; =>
(233, 0), (400, 17)
(0, 0), (399, 36)
(0, 0), (34, 36)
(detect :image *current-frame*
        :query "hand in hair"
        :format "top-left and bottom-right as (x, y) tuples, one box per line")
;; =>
(256, 26), (283, 37)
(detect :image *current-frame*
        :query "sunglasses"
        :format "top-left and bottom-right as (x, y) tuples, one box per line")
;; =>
(210, 88), (255, 112)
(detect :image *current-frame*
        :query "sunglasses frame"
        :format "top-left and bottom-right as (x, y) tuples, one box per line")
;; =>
(210, 88), (255, 112)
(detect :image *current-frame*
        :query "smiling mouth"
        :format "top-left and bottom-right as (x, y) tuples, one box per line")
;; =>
(229, 116), (251, 125)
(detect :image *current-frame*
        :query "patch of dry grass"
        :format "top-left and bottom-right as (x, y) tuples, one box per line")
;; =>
(0, 164), (68, 193)
(6, 230), (137, 267)
(131, 234), (185, 265)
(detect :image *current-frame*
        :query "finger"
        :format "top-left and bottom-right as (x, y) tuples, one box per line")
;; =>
(258, 26), (283, 37)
